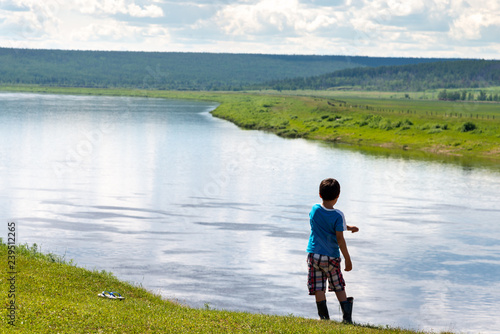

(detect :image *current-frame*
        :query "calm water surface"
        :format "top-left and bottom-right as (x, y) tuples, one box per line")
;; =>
(1, 92), (499, 333)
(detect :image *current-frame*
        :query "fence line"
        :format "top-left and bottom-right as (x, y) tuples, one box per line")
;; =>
(330, 100), (497, 120)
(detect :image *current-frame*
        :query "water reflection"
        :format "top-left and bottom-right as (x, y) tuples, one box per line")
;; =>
(1, 92), (499, 334)
(320, 141), (500, 173)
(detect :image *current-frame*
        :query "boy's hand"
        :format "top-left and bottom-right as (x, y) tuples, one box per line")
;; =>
(347, 225), (359, 233)
(344, 258), (353, 272)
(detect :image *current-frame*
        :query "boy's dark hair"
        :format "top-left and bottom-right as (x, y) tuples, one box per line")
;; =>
(319, 178), (340, 201)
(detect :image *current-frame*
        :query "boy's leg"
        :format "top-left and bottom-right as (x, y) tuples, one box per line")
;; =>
(315, 291), (329, 320)
(308, 254), (330, 320)
(335, 286), (354, 323)
(326, 257), (353, 323)
(335, 289), (347, 302)
(326, 258), (347, 303)
(316, 300), (330, 320)
(315, 290), (326, 302)
(340, 297), (354, 324)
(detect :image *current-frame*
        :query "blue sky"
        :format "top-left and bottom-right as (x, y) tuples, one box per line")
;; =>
(0, 0), (499, 59)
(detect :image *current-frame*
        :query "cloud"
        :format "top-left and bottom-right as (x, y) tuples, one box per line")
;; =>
(0, 0), (61, 39)
(449, 6), (500, 41)
(386, 0), (426, 17)
(0, 0), (167, 50)
(127, 3), (163, 17)
(450, 13), (485, 40)
(172, 0), (500, 58)
(76, 0), (163, 18)
(210, 0), (338, 37)
(0, 0), (499, 59)
(73, 20), (169, 43)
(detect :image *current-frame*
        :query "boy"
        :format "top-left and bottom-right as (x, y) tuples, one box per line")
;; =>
(307, 178), (358, 323)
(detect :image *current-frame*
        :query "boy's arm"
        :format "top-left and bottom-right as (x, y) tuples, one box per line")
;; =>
(336, 231), (352, 271)
(346, 225), (359, 233)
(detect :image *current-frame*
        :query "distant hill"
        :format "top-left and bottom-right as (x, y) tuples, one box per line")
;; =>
(261, 59), (500, 91)
(0, 47), (459, 91)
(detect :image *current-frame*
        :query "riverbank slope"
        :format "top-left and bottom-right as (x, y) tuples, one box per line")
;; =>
(0, 242), (445, 333)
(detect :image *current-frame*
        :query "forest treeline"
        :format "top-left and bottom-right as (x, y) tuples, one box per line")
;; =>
(438, 89), (500, 101)
(260, 60), (500, 92)
(0, 47), (459, 91)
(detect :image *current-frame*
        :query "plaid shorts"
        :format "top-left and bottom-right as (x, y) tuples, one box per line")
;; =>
(307, 253), (345, 295)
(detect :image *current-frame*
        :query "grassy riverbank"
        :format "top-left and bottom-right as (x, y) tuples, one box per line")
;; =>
(1, 85), (499, 167)
(211, 91), (500, 166)
(1, 241), (449, 333)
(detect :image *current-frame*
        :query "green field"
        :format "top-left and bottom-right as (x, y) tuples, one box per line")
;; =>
(2, 85), (499, 169)
(255, 88), (500, 115)
(220, 90), (500, 167)
(0, 241), (450, 333)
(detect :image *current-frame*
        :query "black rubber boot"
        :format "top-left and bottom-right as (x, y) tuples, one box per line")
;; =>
(340, 297), (354, 324)
(316, 300), (330, 320)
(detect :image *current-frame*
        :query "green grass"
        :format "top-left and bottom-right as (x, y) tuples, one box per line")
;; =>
(212, 91), (500, 167)
(0, 241), (452, 333)
(258, 87), (500, 102)
(1, 85), (499, 169)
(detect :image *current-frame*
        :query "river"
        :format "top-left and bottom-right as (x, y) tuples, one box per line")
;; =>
(1, 92), (499, 333)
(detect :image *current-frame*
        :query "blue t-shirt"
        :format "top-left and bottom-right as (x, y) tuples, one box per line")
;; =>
(306, 204), (347, 258)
